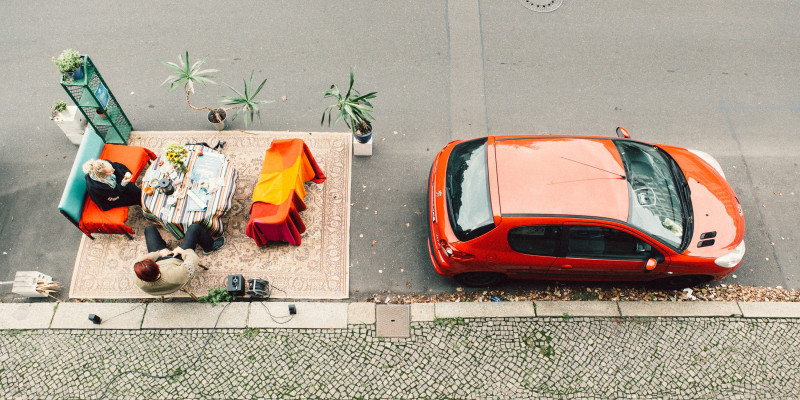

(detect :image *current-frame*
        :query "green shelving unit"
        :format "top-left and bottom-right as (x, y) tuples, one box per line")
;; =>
(60, 55), (133, 144)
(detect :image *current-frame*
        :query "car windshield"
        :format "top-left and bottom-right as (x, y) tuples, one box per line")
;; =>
(615, 141), (691, 249)
(446, 138), (495, 241)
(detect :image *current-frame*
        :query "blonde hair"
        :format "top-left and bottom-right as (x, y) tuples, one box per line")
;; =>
(82, 159), (112, 178)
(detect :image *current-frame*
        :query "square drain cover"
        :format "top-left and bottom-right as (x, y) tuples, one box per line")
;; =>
(376, 304), (410, 338)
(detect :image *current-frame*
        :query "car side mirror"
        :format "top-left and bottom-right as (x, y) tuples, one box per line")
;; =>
(643, 258), (658, 272)
(616, 126), (630, 138)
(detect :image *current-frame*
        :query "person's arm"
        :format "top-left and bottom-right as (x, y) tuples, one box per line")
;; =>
(135, 251), (165, 263)
(180, 249), (200, 268)
(110, 161), (133, 186)
(85, 175), (117, 211)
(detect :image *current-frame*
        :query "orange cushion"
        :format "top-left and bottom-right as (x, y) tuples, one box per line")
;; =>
(79, 144), (156, 236)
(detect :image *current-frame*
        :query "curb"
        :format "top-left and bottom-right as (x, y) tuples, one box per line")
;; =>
(2, 300), (799, 331)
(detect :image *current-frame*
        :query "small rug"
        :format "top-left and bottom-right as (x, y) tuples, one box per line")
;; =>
(68, 131), (351, 300)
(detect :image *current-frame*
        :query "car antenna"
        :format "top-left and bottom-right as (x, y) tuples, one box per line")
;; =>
(560, 157), (626, 180)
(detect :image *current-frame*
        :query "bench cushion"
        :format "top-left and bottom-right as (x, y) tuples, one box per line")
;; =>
(78, 144), (156, 235)
(58, 129), (105, 225)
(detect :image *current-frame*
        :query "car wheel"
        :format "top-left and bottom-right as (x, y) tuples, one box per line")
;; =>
(653, 275), (712, 290)
(455, 272), (506, 287)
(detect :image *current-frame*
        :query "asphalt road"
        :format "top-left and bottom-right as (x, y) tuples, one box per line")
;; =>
(1, 1), (798, 299)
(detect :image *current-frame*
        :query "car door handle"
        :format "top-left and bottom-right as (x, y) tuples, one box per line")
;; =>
(561, 264), (573, 269)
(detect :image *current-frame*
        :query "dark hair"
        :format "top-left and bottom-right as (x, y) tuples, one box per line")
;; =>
(134, 259), (161, 282)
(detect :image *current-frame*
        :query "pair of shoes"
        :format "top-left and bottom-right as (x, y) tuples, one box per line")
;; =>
(202, 237), (226, 255)
(212, 140), (226, 150)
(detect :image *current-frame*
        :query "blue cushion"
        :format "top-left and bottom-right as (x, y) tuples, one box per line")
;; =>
(58, 127), (105, 224)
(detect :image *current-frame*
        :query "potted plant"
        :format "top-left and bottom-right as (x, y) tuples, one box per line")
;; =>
(51, 100), (87, 145)
(53, 49), (84, 83)
(220, 71), (273, 129)
(161, 51), (271, 130)
(321, 67), (377, 144)
(51, 100), (67, 120)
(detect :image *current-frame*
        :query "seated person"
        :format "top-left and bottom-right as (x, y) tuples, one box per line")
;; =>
(133, 224), (226, 296)
(82, 159), (142, 211)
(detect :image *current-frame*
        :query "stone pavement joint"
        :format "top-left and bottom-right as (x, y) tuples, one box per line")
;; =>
(1, 316), (798, 399)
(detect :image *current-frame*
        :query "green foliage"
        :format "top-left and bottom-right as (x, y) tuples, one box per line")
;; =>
(52, 49), (83, 74)
(220, 71), (273, 128)
(524, 330), (555, 358)
(52, 100), (67, 113)
(199, 287), (233, 306)
(562, 312), (572, 321)
(434, 317), (467, 326)
(242, 327), (260, 338)
(321, 67), (377, 136)
(575, 290), (600, 301)
(160, 51), (218, 94)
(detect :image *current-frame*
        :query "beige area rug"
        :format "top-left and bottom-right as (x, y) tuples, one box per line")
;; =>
(69, 131), (351, 300)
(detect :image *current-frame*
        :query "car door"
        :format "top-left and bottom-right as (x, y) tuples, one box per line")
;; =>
(549, 224), (667, 280)
(492, 224), (561, 277)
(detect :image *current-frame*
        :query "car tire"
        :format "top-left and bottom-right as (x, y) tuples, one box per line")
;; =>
(652, 275), (712, 290)
(455, 272), (506, 287)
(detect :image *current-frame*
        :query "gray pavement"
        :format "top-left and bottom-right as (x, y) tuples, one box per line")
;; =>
(1, 1), (800, 301)
(2, 300), (800, 399)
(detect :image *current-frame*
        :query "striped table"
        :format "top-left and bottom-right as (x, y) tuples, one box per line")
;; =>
(141, 145), (238, 239)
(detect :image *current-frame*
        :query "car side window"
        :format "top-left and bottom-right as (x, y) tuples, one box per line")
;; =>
(567, 226), (652, 260)
(508, 225), (561, 256)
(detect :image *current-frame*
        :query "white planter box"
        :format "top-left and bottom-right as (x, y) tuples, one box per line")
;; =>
(53, 105), (87, 145)
(353, 137), (373, 156)
(12, 271), (52, 298)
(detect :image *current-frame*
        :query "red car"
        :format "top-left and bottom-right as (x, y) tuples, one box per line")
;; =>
(427, 129), (745, 288)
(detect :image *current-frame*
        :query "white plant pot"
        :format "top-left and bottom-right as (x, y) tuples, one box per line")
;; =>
(208, 109), (227, 131)
(353, 136), (373, 156)
(53, 105), (87, 145)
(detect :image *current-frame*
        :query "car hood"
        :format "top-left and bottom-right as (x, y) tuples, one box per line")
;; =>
(660, 145), (745, 257)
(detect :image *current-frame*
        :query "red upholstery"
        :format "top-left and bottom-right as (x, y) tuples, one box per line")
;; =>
(246, 139), (324, 246)
(247, 193), (308, 246)
(78, 144), (156, 236)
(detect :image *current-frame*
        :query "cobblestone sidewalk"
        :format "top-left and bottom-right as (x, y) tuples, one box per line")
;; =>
(1, 316), (798, 399)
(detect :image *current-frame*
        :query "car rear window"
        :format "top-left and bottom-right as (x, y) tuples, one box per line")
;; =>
(446, 138), (495, 241)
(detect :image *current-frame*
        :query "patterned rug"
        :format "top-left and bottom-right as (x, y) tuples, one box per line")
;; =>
(69, 131), (351, 299)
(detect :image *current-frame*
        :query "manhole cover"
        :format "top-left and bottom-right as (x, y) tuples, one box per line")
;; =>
(376, 304), (410, 338)
(520, 0), (563, 13)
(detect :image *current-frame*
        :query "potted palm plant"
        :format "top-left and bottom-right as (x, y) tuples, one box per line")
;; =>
(161, 51), (271, 130)
(321, 67), (377, 145)
(220, 71), (273, 129)
(53, 49), (85, 83)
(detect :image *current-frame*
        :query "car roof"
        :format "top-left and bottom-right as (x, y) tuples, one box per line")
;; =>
(492, 136), (630, 221)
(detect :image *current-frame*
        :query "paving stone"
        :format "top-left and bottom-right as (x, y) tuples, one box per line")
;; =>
(534, 301), (621, 317)
(51, 302), (145, 329)
(410, 303), (435, 322)
(248, 301), (348, 329)
(618, 301), (742, 317)
(348, 302), (376, 325)
(141, 302), (248, 328)
(739, 302), (800, 318)
(435, 301), (536, 318)
(0, 303), (57, 329)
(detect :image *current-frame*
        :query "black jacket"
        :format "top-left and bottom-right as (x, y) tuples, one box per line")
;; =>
(85, 160), (141, 211)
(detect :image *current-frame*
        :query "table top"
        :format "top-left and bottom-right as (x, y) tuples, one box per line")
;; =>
(141, 145), (238, 237)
